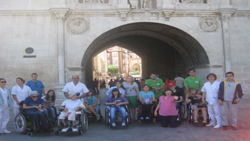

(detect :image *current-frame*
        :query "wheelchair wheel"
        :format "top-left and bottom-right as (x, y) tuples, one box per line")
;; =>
(81, 111), (88, 132)
(181, 102), (187, 120)
(55, 130), (61, 136)
(14, 113), (27, 134)
(126, 107), (131, 125)
(105, 108), (109, 126)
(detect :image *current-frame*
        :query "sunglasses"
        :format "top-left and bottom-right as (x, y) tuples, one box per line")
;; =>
(32, 96), (39, 98)
(1, 81), (6, 83)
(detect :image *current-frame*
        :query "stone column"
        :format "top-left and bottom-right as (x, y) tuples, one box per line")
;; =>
(219, 7), (235, 72)
(51, 8), (70, 84)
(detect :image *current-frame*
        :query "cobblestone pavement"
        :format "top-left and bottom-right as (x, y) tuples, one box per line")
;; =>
(1, 97), (250, 141)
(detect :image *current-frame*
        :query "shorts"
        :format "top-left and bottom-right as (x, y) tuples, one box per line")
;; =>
(125, 96), (138, 108)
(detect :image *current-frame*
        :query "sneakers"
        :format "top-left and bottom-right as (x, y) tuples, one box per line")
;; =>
(111, 123), (116, 127)
(0, 130), (11, 134)
(145, 117), (150, 120)
(222, 126), (227, 130)
(140, 117), (144, 120)
(96, 114), (100, 120)
(121, 122), (126, 127)
(61, 125), (70, 132)
(72, 125), (78, 132)
(214, 125), (221, 129)
(206, 123), (215, 127)
(231, 126), (237, 130)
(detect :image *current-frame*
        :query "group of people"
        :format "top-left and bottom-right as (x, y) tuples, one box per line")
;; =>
(0, 68), (244, 134)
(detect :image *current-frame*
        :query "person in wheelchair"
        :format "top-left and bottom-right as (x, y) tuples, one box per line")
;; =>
(103, 88), (129, 127)
(58, 92), (87, 132)
(23, 91), (52, 133)
(138, 85), (156, 121)
(168, 83), (183, 109)
(41, 90), (56, 123)
(154, 88), (180, 128)
(186, 88), (207, 125)
(106, 81), (125, 97)
(83, 89), (100, 120)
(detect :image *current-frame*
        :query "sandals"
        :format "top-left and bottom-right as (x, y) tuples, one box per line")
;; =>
(202, 121), (207, 126)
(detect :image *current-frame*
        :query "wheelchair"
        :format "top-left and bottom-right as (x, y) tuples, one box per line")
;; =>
(104, 105), (131, 127)
(137, 101), (157, 123)
(186, 103), (210, 126)
(14, 101), (54, 137)
(86, 104), (103, 122)
(55, 109), (88, 136)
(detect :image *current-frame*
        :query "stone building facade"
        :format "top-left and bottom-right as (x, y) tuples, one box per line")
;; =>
(0, 0), (250, 101)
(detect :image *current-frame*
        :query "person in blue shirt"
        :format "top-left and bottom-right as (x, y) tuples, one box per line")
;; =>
(103, 88), (129, 127)
(138, 85), (156, 120)
(23, 91), (52, 133)
(106, 81), (125, 97)
(83, 89), (100, 120)
(26, 73), (45, 98)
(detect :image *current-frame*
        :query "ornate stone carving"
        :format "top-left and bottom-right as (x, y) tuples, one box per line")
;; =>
(200, 17), (218, 32)
(221, 14), (231, 22)
(67, 18), (89, 34)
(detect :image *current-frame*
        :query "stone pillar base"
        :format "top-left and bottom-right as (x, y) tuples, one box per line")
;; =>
(53, 84), (66, 106)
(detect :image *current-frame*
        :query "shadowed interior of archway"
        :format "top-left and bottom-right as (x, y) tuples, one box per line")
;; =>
(82, 22), (210, 87)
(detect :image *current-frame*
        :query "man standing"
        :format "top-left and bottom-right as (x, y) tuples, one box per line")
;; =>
(184, 69), (204, 95)
(145, 73), (164, 100)
(62, 75), (89, 99)
(174, 73), (185, 96)
(218, 72), (243, 131)
(26, 73), (45, 98)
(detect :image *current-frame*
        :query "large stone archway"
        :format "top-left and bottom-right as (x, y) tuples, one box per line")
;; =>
(81, 22), (210, 87)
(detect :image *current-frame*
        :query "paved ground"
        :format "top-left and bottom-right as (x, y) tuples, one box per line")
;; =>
(2, 97), (250, 141)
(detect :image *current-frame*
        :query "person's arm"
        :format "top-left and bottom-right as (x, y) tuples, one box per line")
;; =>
(106, 87), (112, 97)
(139, 94), (144, 104)
(12, 95), (20, 105)
(51, 101), (55, 106)
(185, 95), (191, 104)
(23, 104), (39, 109)
(151, 95), (156, 101)
(185, 86), (189, 94)
(42, 88), (46, 96)
(172, 96), (178, 102)
(197, 85), (203, 95)
(91, 102), (98, 107)
(103, 97), (116, 105)
(135, 87), (140, 98)
(64, 92), (69, 99)
(79, 93), (87, 99)
(202, 92), (206, 104)
(154, 101), (161, 116)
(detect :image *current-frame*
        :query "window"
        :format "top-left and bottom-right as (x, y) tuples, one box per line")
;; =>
(107, 53), (110, 58)
(108, 60), (110, 65)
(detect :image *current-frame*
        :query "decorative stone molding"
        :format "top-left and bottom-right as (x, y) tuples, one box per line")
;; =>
(220, 13), (231, 22)
(50, 8), (70, 21)
(67, 18), (90, 34)
(117, 0), (131, 21)
(162, 2), (175, 21)
(199, 17), (218, 32)
(184, 0), (203, 3)
(132, 11), (159, 20)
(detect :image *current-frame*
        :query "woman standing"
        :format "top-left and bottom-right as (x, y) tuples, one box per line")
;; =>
(0, 78), (12, 134)
(122, 75), (140, 121)
(11, 77), (31, 116)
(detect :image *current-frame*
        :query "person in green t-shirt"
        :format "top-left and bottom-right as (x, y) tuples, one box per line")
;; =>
(184, 69), (204, 95)
(145, 73), (164, 99)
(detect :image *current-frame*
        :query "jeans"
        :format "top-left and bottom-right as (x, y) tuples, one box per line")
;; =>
(160, 115), (180, 128)
(25, 110), (48, 129)
(110, 106), (126, 123)
(175, 102), (180, 109)
(42, 107), (56, 121)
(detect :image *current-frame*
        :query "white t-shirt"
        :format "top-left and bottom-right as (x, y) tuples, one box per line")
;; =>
(62, 82), (89, 97)
(0, 87), (9, 108)
(11, 85), (31, 107)
(201, 81), (221, 105)
(61, 99), (85, 112)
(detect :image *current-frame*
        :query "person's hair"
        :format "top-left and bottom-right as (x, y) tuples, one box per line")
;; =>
(16, 77), (25, 84)
(31, 73), (37, 76)
(150, 73), (157, 76)
(111, 88), (121, 99)
(207, 73), (217, 80)
(162, 87), (173, 96)
(115, 81), (121, 85)
(87, 89), (94, 96)
(0, 78), (6, 81)
(177, 73), (181, 77)
(141, 79), (145, 81)
(225, 71), (234, 76)
(72, 75), (79, 79)
(188, 69), (196, 73)
(126, 75), (134, 84)
(46, 90), (56, 102)
(189, 88), (197, 93)
(142, 84), (150, 90)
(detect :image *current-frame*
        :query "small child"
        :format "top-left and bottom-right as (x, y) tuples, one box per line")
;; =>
(58, 92), (86, 132)
(186, 88), (207, 125)
(42, 90), (56, 122)
(83, 89), (100, 120)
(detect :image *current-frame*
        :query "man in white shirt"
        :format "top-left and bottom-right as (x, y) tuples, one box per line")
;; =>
(62, 75), (89, 99)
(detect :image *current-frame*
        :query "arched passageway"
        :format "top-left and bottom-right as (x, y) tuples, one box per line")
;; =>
(81, 22), (210, 87)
